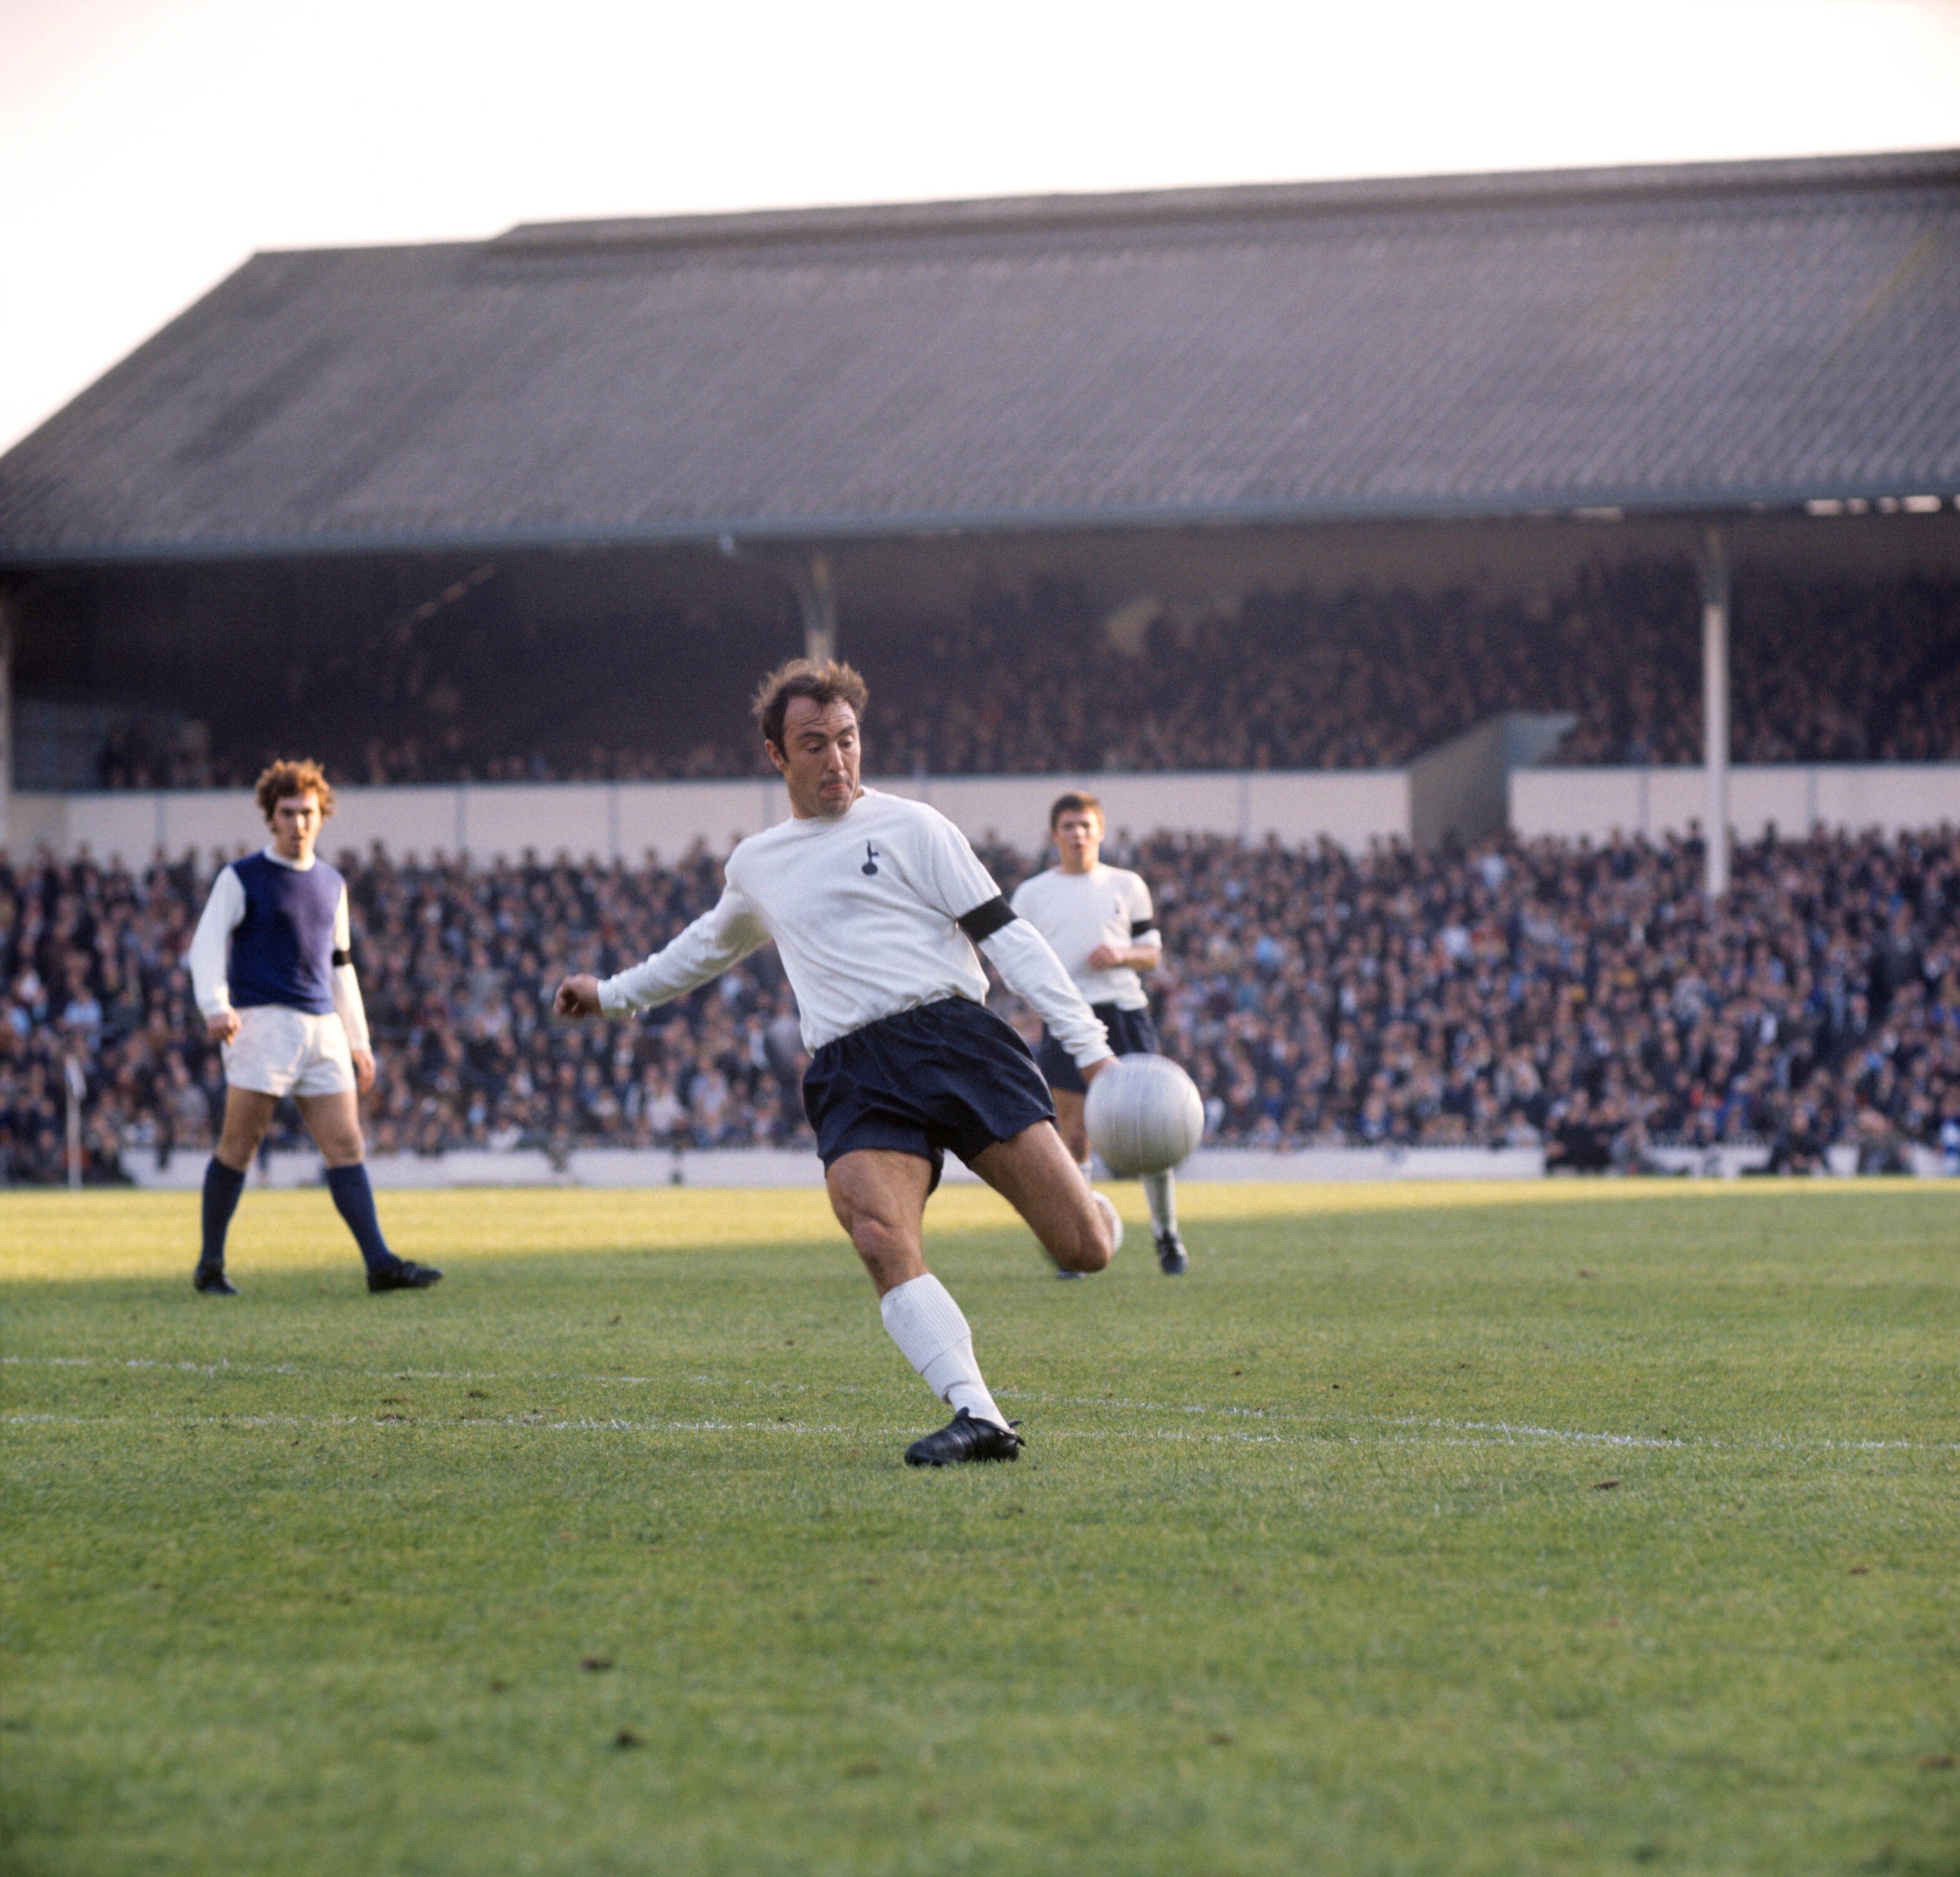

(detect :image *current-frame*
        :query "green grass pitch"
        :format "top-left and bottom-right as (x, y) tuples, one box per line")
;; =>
(3, 1179), (1957, 1876)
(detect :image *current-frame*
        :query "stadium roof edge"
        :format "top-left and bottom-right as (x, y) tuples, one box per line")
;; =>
(5, 147), (1956, 566)
(7, 484), (1956, 572)
(496, 148), (1960, 255)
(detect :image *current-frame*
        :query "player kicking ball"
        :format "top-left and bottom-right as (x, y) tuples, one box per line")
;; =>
(185, 760), (440, 1296)
(554, 660), (1118, 1467)
(1010, 792), (1189, 1274)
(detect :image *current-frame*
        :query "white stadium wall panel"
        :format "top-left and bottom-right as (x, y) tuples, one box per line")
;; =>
(320, 786), (474, 864)
(1510, 765), (1960, 844)
(450, 783), (614, 868)
(614, 780), (790, 867)
(8, 770), (1415, 867)
(11, 764), (1953, 872)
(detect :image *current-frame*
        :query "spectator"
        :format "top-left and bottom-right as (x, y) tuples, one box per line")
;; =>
(4, 823), (1956, 1181)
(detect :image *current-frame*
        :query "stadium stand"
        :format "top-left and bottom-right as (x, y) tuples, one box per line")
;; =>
(7, 828), (1955, 1184)
(4, 151), (1957, 801)
(4, 155), (1957, 1183)
(59, 560), (1960, 788)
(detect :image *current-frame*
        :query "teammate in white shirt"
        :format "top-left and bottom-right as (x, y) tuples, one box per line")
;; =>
(555, 660), (1120, 1468)
(1011, 792), (1189, 1274)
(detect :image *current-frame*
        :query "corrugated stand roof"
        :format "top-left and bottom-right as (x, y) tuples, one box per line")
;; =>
(3, 150), (1957, 565)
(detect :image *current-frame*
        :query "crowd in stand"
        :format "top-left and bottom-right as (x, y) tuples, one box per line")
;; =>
(1122, 825), (1957, 1176)
(861, 564), (1702, 773)
(7, 823), (1955, 1185)
(74, 561), (1960, 790)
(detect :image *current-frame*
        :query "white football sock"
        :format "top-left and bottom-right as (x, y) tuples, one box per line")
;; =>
(878, 1274), (1010, 1431)
(1143, 1169), (1177, 1238)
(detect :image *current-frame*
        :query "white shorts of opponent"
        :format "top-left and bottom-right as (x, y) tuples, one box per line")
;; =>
(221, 1005), (356, 1098)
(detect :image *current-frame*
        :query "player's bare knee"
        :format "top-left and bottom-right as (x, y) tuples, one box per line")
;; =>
(1053, 1201), (1113, 1273)
(826, 1184), (913, 1289)
(318, 1116), (365, 1165)
(216, 1119), (266, 1167)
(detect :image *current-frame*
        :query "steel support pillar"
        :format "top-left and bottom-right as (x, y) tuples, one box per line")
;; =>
(1700, 525), (1730, 900)
(791, 553), (837, 664)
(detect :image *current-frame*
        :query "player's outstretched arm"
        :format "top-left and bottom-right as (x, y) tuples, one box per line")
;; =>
(922, 804), (1111, 1076)
(970, 908), (1113, 1076)
(554, 974), (602, 1019)
(555, 890), (768, 1024)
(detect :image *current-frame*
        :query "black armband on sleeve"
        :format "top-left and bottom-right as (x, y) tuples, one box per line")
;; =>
(331, 947), (352, 968)
(956, 897), (1017, 943)
(1127, 918), (1158, 939)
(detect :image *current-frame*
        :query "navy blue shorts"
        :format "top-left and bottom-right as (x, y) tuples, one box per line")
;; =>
(1038, 1002), (1160, 1094)
(802, 997), (1057, 1193)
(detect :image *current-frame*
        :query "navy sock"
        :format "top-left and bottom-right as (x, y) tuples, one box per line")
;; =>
(200, 1159), (246, 1269)
(326, 1164), (399, 1274)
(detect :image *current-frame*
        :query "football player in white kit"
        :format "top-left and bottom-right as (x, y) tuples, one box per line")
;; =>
(554, 661), (1120, 1468)
(1010, 792), (1189, 1274)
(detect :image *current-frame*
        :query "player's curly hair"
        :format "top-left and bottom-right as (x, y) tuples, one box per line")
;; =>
(254, 758), (335, 825)
(751, 658), (869, 752)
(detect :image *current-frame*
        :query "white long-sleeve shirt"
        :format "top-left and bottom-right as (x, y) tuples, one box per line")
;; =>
(186, 847), (371, 1051)
(599, 790), (1112, 1069)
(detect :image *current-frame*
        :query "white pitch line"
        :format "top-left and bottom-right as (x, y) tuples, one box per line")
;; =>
(6, 1406), (1957, 1455)
(3, 1410), (850, 1437)
(3, 1354), (300, 1379)
(8, 1355), (1958, 1453)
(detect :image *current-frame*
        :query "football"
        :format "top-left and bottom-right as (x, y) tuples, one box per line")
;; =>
(1084, 1053), (1206, 1176)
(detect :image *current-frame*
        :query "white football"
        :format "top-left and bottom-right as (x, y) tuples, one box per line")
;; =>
(1084, 1054), (1205, 1176)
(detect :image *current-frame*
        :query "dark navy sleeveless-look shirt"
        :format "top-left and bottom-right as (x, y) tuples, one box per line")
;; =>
(227, 852), (343, 1015)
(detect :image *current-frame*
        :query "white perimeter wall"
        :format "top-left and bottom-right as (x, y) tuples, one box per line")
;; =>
(9, 761), (1956, 870)
(8, 770), (1413, 867)
(1511, 764), (1960, 844)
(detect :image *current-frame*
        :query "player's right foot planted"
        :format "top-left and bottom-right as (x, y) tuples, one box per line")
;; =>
(904, 1408), (1023, 1467)
(1155, 1230), (1189, 1276)
(193, 1263), (239, 1296)
(367, 1260), (444, 1293)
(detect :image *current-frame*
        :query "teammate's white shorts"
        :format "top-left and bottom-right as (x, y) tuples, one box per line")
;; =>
(221, 1005), (356, 1098)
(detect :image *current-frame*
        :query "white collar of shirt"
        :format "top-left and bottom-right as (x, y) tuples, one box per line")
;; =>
(786, 788), (873, 831)
(260, 844), (317, 871)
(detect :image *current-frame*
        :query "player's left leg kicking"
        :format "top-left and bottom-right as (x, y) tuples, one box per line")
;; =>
(828, 1122), (1112, 1466)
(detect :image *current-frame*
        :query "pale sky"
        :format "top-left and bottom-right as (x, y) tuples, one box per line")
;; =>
(4, 0), (1960, 454)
